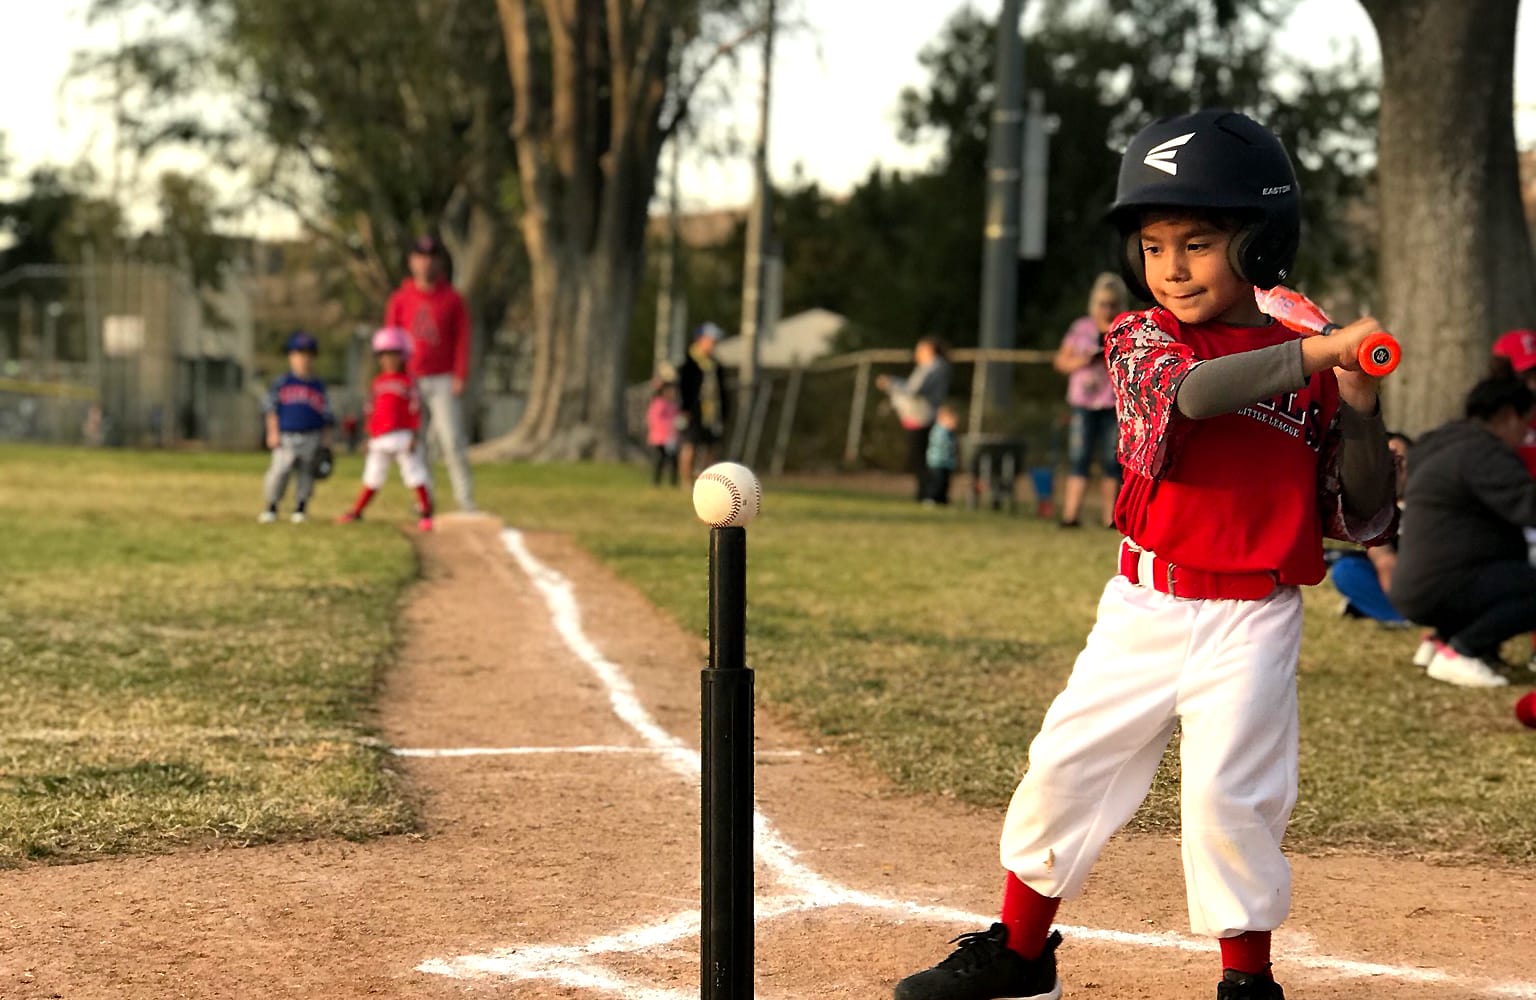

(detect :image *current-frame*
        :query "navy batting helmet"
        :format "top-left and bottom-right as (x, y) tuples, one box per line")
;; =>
(283, 330), (319, 354)
(1106, 109), (1301, 301)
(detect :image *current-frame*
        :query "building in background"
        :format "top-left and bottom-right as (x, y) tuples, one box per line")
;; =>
(0, 258), (257, 449)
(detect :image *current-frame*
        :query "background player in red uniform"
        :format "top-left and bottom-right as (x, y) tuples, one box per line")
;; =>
(892, 110), (1398, 1000)
(336, 327), (435, 532)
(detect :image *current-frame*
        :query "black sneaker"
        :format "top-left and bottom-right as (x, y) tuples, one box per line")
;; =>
(1217, 969), (1285, 999)
(893, 925), (1062, 1000)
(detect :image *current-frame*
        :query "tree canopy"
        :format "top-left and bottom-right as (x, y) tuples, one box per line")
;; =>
(672, 0), (1380, 355)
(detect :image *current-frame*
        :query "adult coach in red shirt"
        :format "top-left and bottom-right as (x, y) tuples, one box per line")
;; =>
(383, 235), (476, 512)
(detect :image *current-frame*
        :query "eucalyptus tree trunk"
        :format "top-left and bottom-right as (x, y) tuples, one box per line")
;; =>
(481, 0), (676, 460)
(1362, 0), (1536, 434)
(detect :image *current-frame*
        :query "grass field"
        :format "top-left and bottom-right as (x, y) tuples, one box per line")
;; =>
(0, 446), (418, 866)
(474, 462), (1536, 864)
(3, 445), (1535, 868)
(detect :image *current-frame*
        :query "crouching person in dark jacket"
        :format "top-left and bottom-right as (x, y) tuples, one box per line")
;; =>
(1392, 377), (1536, 688)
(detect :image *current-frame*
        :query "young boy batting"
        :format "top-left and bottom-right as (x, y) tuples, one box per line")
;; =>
(892, 110), (1398, 1000)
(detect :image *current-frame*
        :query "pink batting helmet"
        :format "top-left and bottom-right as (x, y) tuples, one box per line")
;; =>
(372, 326), (411, 356)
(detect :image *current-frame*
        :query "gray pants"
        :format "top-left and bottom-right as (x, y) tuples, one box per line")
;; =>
(417, 373), (475, 510)
(264, 431), (321, 509)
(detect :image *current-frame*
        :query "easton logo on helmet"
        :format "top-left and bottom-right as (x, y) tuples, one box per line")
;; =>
(1142, 132), (1196, 175)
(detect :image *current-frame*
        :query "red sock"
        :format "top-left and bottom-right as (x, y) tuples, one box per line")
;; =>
(1000, 872), (1060, 961)
(351, 486), (377, 515)
(413, 485), (433, 517)
(1219, 931), (1271, 975)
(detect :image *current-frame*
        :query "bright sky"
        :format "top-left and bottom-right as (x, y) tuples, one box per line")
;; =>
(5, 0), (1535, 232)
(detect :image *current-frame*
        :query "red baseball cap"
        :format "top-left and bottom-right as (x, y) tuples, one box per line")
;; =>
(1493, 329), (1536, 373)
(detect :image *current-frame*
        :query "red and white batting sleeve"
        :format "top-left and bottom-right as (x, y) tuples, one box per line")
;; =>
(1105, 307), (1202, 480)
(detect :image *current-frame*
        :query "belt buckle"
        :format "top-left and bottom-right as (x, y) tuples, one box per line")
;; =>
(1166, 564), (1179, 598)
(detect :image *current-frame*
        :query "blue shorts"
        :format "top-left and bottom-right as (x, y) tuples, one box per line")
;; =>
(1066, 406), (1121, 479)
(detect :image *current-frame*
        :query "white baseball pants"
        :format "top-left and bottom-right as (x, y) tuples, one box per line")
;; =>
(363, 430), (430, 490)
(1000, 574), (1303, 938)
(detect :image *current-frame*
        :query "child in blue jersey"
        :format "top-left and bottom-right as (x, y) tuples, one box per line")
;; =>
(259, 331), (333, 524)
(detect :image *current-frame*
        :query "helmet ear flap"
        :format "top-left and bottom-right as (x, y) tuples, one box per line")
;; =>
(1227, 222), (1260, 285)
(1120, 231), (1153, 302)
(1229, 220), (1298, 290)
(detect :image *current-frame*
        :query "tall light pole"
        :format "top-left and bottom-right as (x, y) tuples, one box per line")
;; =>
(655, 134), (683, 378)
(735, 0), (777, 457)
(977, 0), (1026, 412)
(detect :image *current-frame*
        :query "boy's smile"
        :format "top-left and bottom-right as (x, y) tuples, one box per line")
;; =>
(1138, 217), (1267, 326)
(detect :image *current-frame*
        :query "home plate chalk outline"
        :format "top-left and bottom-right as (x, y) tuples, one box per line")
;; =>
(412, 527), (1536, 1000)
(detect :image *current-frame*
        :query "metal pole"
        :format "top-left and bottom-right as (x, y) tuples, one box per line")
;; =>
(737, 0), (777, 433)
(843, 359), (871, 465)
(701, 526), (753, 1000)
(978, 0), (1025, 412)
(769, 365), (803, 476)
(656, 134), (683, 377)
(743, 375), (774, 470)
(968, 355), (989, 441)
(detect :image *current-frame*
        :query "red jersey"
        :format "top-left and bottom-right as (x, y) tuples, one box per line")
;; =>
(383, 279), (470, 380)
(368, 371), (421, 437)
(1107, 307), (1390, 586)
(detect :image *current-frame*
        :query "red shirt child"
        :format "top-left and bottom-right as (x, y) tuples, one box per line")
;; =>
(337, 327), (434, 531)
(368, 370), (421, 439)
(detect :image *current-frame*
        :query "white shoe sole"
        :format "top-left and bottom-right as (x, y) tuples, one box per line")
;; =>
(1412, 640), (1438, 668)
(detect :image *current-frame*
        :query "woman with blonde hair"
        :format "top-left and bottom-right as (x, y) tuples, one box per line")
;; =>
(1051, 272), (1127, 528)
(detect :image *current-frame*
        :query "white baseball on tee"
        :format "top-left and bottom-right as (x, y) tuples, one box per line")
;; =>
(692, 462), (762, 528)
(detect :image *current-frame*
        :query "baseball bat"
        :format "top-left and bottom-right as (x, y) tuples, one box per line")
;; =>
(1254, 285), (1401, 377)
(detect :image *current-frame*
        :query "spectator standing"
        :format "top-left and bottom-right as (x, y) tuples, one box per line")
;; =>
(677, 323), (729, 483)
(877, 336), (952, 501)
(383, 234), (476, 512)
(1053, 273), (1127, 528)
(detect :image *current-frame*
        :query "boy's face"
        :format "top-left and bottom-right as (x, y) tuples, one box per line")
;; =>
(937, 410), (958, 430)
(1137, 216), (1261, 325)
(288, 350), (314, 376)
(409, 251), (437, 285)
(377, 350), (404, 373)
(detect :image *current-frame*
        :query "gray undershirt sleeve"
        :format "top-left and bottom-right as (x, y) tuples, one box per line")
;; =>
(1172, 339), (1394, 518)
(1174, 340), (1307, 419)
(1337, 404), (1394, 519)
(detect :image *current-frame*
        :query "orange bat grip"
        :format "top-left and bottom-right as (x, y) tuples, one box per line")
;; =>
(1357, 331), (1401, 377)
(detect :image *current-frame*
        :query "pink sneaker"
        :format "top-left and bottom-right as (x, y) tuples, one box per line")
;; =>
(417, 516), (434, 532)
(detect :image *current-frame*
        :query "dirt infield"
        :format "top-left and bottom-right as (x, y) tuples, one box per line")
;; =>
(1, 515), (1532, 998)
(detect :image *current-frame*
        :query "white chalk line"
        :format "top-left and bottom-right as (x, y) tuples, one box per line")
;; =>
(391, 745), (805, 759)
(412, 526), (1536, 1000)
